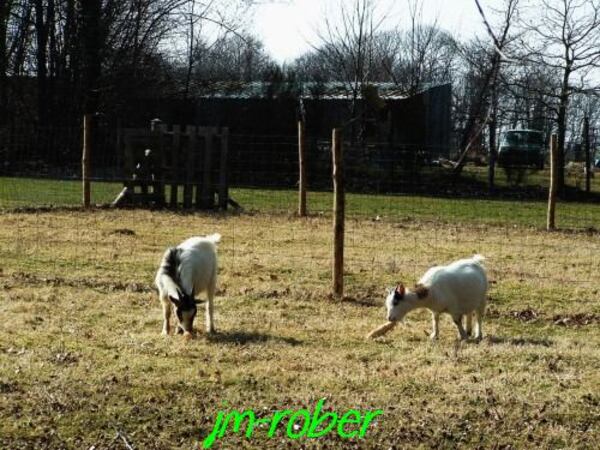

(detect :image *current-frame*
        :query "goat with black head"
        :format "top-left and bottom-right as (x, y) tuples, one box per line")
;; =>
(155, 234), (221, 337)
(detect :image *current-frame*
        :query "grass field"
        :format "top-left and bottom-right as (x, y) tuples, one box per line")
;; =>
(3, 175), (600, 229)
(1, 184), (600, 448)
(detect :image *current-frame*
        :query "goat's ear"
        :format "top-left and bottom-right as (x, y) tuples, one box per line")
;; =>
(169, 294), (181, 307)
(394, 283), (405, 299)
(414, 284), (429, 299)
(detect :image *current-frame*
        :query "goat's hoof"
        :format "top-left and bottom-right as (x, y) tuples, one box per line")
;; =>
(429, 333), (438, 341)
(161, 330), (170, 336)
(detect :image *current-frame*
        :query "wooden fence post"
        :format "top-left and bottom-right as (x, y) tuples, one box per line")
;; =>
(298, 120), (307, 216)
(82, 114), (92, 208)
(547, 133), (558, 230)
(332, 128), (344, 298)
(218, 128), (229, 210)
(151, 119), (165, 206)
(183, 125), (196, 209)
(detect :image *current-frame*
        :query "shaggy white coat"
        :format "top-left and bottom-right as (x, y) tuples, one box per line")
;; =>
(385, 255), (488, 340)
(155, 234), (221, 335)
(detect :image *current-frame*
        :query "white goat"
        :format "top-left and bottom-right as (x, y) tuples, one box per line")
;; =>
(155, 234), (221, 336)
(385, 255), (488, 340)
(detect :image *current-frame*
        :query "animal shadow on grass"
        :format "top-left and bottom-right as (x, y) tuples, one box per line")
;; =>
(207, 330), (303, 346)
(485, 335), (554, 347)
(340, 296), (380, 308)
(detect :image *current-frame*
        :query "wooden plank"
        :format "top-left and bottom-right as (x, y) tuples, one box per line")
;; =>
(218, 128), (229, 210)
(183, 125), (196, 208)
(124, 135), (133, 192)
(200, 127), (214, 209)
(194, 128), (203, 208)
(170, 125), (181, 208)
(116, 121), (122, 183)
(152, 122), (166, 206)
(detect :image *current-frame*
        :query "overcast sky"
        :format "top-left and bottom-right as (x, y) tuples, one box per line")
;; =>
(252, 0), (500, 63)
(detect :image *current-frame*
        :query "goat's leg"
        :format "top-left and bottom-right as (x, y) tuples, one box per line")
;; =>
(465, 313), (473, 337)
(160, 295), (171, 336)
(430, 312), (440, 340)
(452, 314), (468, 340)
(205, 283), (216, 334)
(474, 306), (485, 341)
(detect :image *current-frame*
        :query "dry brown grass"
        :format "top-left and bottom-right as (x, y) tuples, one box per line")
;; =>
(1, 209), (599, 449)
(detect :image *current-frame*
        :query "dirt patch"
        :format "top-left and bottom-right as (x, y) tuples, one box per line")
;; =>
(491, 308), (599, 327)
(553, 313), (600, 327)
(552, 226), (600, 236)
(341, 295), (380, 307)
(494, 307), (599, 327)
(0, 380), (21, 394)
(510, 308), (540, 322)
(53, 352), (79, 366)
(107, 228), (136, 236)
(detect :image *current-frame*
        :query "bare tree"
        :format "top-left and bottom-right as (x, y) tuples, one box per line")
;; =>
(380, 0), (456, 96)
(453, 0), (519, 181)
(518, 0), (600, 193)
(310, 0), (386, 140)
(174, 0), (255, 98)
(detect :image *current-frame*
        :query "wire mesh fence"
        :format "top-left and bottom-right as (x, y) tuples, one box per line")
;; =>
(2, 123), (600, 306)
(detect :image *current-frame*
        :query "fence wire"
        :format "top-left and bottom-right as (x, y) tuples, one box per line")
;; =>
(1, 125), (600, 307)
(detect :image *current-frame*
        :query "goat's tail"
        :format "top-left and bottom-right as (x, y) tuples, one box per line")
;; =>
(471, 254), (486, 264)
(205, 233), (222, 244)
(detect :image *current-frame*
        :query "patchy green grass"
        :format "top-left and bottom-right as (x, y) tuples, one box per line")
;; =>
(0, 177), (123, 207)
(462, 164), (600, 192)
(1, 207), (599, 449)
(2, 175), (600, 230)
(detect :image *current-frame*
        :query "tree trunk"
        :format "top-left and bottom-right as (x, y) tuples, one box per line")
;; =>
(81, 0), (102, 115)
(0, 0), (10, 125)
(556, 101), (567, 196)
(556, 66), (571, 197)
(488, 79), (498, 192)
(11, 3), (31, 78)
(454, 59), (497, 176)
(488, 118), (497, 192)
(584, 116), (591, 194)
(34, 0), (48, 125)
(46, 0), (56, 126)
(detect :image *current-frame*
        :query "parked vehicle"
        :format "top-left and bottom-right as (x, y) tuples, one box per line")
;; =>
(497, 129), (546, 170)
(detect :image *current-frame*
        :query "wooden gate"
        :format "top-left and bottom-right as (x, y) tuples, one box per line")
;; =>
(113, 123), (229, 209)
